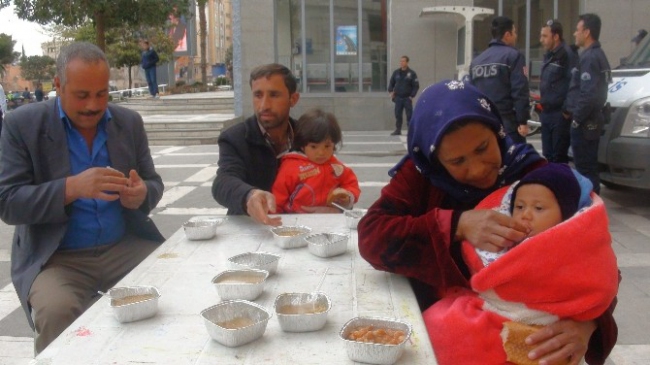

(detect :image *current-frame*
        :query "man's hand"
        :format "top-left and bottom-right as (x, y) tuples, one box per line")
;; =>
(246, 189), (282, 226)
(518, 124), (530, 137)
(526, 319), (596, 365)
(65, 167), (128, 204)
(120, 169), (148, 209)
(456, 209), (530, 251)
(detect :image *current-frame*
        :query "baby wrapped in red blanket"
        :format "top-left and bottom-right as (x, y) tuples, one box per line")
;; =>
(424, 164), (619, 365)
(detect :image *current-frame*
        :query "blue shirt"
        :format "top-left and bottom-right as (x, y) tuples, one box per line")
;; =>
(58, 100), (126, 250)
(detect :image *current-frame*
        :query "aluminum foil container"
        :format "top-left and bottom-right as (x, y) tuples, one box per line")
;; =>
(212, 269), (269, 301)
(108, 286), (160, 323)
(339, 316), (412, 365)
(274, 292), (331, 332)
(270, 225), (312, 249)
(201, 300), (272, 347)
(305, 233), (349, 258)
(228, 252), (281, 275)
(344, 209), (367, 229)
(189, 216), (227, 226)
(183, 219), (217, 240)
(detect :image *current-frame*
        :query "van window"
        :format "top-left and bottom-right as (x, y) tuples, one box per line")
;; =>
(621, 35), (650, 68)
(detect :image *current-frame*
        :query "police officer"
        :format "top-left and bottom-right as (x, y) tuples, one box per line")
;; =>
(567, 13), (610, 194)
(470, 16), (530, 144)
(388, 55), (419, 136)
(539, 19), (578, 163)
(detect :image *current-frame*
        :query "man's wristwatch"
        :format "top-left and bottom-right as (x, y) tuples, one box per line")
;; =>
(571, 120), (580, 128)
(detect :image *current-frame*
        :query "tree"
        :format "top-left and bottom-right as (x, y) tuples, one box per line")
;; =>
(0, 33), (16, 77)
(12, 0), (191, 51)
(197, 0), (207, 85)
(20, 55), (56, 82)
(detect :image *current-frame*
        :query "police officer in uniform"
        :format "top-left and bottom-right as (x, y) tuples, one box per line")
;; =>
(567, 13), (610, 194)
(388, 55), (419, 136)
(539, 19), (578, 163)
(470, 16), (530, 144)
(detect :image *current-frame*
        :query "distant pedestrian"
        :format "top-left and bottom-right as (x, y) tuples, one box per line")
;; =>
(567, 13), (611, 194)
(22, 87), (31, 101)
(140, 40), (160, 98)
(34, 83), (44, 102)
(538, 19), (578, 163)
(470, 16), (530, 144)
(0, 83), (6, 134)
(388, 56), (419, 136)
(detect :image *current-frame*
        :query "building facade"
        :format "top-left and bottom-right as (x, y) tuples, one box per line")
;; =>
(233, 0), (650, 130)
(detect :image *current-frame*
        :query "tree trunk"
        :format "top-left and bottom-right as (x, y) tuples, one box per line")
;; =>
(198, 0), (207, 85)
(128, 65), (133, 89)
(94, 11), (106, 52)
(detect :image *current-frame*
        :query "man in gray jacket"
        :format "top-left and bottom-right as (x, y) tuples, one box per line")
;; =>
(0, 42), (164, 354)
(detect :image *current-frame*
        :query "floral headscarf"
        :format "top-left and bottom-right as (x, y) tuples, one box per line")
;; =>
(390, 80), (543, 203)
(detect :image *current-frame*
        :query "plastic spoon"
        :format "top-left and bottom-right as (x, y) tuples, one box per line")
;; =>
(331, 202), (348, 212)
(306, 267), (329, 305)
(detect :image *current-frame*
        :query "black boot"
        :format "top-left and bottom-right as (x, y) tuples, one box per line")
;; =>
(390, 129), (401, 136)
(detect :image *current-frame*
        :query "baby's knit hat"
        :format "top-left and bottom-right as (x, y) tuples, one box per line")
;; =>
(510, 163), (581, 220)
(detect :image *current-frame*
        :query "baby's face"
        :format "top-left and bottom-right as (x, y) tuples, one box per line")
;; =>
(302, 138), (335, 165)
(511, 184), (563, 237)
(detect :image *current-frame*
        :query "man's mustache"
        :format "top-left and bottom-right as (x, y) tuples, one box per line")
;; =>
(79, 110), (102, 117)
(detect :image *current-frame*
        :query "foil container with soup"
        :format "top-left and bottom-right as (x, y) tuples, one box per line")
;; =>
(108, 285), (161, 323)
(274, 292), (331, 332)
(201, 300), (272, 347)
(212, 269), (269, 301)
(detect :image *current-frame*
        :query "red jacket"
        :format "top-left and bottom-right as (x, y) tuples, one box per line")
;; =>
(357, 158), (618, 364)
(272, 152), (360, 213)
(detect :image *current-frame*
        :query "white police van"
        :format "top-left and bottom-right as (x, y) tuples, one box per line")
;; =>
(599, 35), (650, 189)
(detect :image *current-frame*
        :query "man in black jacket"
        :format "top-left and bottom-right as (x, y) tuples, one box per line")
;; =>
(140, 40), (160, 98)
(212, 64), (340, 226)
(388, 56), (419, 136)
(470, 16), (530, 144)
(539, 19), (578, 163)
(568, 13), (611, 194)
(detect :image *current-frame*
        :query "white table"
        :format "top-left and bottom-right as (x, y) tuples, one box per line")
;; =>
(32, 214), (436, 364)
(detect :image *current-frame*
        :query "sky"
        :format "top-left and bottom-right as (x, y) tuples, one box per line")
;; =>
(0, 4), (51, 57)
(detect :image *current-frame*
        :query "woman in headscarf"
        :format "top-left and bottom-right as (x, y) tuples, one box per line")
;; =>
(357, 80), (618, 364)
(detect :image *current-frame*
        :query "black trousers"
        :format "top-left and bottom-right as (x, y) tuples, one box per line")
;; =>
(394, 96), (413, 130)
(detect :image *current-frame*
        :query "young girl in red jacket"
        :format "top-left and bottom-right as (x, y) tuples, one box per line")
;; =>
(272, 108), (360, 213)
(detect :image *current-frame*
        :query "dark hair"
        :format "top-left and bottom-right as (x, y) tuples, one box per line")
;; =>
(249, 63), (297, 95)
(401, 55), (410, 62)
(293, 109), (342, 151)
(579, 13), (602, 41)
(491, 16), (515, 40)
(544, 19), (564, 42)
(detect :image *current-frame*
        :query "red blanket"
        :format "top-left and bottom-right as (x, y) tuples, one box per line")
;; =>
(423, 186), (619, 365)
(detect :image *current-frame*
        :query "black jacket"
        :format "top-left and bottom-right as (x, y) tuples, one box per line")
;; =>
(212, 116), (297, 215)
(540, 42), (578, 113)
(567, 41), (611, 125)
(388, 67), (419, 98)
(470, 39), (530, 125)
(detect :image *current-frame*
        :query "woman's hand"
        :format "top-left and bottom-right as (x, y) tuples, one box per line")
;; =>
(526, 319), (596, 365)
(456, 209), (530, 252)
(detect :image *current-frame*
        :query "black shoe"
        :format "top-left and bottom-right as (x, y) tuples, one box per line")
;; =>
(390, 130), (401, 136)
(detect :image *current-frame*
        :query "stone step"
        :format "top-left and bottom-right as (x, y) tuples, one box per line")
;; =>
(142, 115), (235, 146)
(148, 135), (220, 146)
(145, 127), (222, 139)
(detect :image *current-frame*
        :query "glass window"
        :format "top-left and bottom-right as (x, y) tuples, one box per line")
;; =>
(334, 0), (359, 93)
(362, 0), (387, 92)
(275, 0), (387, 94)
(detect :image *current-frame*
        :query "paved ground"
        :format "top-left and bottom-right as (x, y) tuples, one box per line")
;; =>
(0, 132), (649, 364)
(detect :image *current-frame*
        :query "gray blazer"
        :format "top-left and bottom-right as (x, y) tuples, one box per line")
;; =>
(0, 99), (165, 328)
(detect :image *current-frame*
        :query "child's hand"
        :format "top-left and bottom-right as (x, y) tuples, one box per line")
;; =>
(327, 188), (354, 209)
